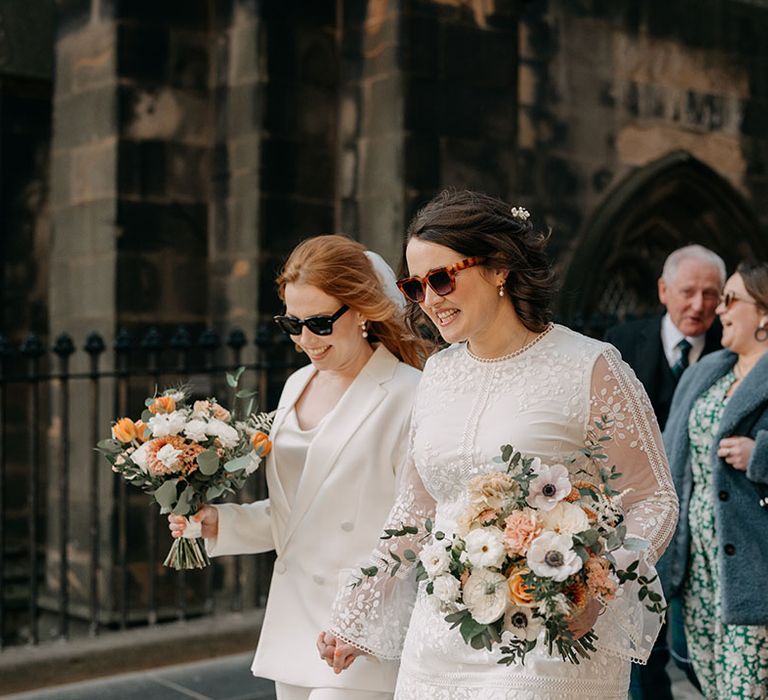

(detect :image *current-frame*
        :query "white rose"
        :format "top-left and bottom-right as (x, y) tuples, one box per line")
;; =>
(148, 410), (187, 437)
(526, 531), (583, 582)
(131, 441), (151, 473)
(156, 443), (182, 470)
(431, 574), (461, 605)
(183, 419), (209, 443)
(420, 541), (451, 578)
(539, 501), (590, 535)
(462, 569), (508, 624)
(464, 527), (506, 570)
(205, 418), (239, 449)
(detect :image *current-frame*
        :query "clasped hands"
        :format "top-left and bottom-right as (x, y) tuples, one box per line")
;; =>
(316, 631), (365, 674)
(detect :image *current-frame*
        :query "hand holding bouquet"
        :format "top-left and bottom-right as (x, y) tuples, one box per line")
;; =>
(97, 368), (273, 569)
(362, 416), (664, 664)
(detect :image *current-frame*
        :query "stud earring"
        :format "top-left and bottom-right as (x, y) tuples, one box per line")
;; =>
(361, 321), (369, 339)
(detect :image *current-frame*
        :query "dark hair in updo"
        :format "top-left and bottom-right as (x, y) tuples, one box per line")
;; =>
(404, 189), (556, 333)
(737, 260), (768, 314)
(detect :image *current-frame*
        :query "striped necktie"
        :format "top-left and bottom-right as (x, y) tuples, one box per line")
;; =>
(671, 338), (692, 379)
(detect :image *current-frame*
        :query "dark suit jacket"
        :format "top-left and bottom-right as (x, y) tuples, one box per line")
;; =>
(604, 315), (721, 430)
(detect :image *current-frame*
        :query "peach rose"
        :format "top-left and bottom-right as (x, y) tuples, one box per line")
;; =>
(149, 396), (176, 414)
(502, 508), (542, 556)
(468, 472), (517, 510)
(457, 503), (499, 535)
(112, 417), (138, 443)
(251, 431), (272, 457)
(193, 400), (211, 415)
(211, 403), (231, 422)
(507, 567), (536, 607)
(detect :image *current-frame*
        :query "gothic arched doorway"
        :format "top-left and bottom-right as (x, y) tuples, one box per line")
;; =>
(558, 150), (767, 334)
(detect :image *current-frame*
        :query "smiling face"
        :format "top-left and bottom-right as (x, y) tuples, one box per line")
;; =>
(658, 257), (722, 337)
(716, 273), (768, 355)
(404, 237), (506, 346)
(283, 282), (369, 371)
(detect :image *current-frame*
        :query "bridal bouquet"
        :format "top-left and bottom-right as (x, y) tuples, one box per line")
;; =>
(96, 368), (273, 570)
(362, 417), (664, 664)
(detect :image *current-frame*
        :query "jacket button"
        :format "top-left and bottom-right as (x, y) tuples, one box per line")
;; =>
(341, 522), (354, 532)
(718, 491), (729, 501)
(275, 561), (287, 574)
(724, 544), (736, 556)
(313, 574), (325, 585)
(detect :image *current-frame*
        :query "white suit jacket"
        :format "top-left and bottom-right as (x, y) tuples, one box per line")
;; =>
(207, 345), (421, 691)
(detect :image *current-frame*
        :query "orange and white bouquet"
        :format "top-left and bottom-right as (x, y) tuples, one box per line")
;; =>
(97, 368), (273, 570)
(363, 416), (664, 664)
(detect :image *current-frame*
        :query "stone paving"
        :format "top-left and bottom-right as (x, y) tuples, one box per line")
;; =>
(3, 652), (702, 700)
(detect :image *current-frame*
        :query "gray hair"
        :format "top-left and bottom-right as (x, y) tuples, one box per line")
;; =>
(661, 244), (726, 286)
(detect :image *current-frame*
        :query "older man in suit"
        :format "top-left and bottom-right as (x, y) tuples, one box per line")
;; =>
(605, 243), (725, 700)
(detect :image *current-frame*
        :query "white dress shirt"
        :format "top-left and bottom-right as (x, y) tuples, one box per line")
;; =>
(660, 313), (706, 368)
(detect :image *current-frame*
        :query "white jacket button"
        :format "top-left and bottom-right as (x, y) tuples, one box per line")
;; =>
(313, 574), (325, 585)
(341, 521), (354, 532)
(275, 562), (287, 574)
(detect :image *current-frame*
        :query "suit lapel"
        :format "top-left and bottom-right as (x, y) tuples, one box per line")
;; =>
(281, 346), (396, 548)
(634, 317), (666, 390)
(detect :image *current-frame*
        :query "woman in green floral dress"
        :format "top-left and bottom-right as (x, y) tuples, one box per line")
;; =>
(663, 261), (768, 699)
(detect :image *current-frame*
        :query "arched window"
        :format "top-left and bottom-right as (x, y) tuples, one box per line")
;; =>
(558, 150), (767, 334)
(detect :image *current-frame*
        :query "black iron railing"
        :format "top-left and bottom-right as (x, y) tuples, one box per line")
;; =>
(0, 324), (303, 649)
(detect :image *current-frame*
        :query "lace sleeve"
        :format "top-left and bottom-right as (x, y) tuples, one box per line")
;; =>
(588, 348), (679, 664)
(328, 421), (436, 660)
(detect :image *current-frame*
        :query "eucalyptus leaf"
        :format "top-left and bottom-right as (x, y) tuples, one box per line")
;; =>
(235, 389), (257, 399)
(141, 409), (152, 423)
(226, 373), (237, 388)
(623, 536), (649, 552)
(173, 484), (194, 515)
(206, 484), (226, 500)
(223, 454), (251, 472)
(96, 439), (123, 454)
(197, 450), (220, 476)
(154, 480), (179, 510)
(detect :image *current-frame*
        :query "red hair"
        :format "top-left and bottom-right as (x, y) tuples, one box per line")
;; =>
(277, 235), (431, 369)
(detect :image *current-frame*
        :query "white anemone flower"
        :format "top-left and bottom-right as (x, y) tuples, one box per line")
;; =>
(420, 541), (451, 579)
(205, 418), (239, 449)
(155, 443), (182, 470)
(148, 410), (187, 437)
(431, 574), (461, 606)
(526, 531), (583, 582)
(183, 419), (209, 443)
(462, 569), (508, 624)
(464, 527), (506, 570)
(538, 501), (590, 535)
(526, 464), (572, 512)
(504, 605), (543, 641)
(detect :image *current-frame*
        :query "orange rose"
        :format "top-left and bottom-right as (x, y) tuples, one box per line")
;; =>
(212, 403), (231, 422)
(112, 417), (138, 443)
(149, 396), (176, 414)
(507, 568), (536, 607)
(134, 420), (149, 443)
(251, 431), (272, 457)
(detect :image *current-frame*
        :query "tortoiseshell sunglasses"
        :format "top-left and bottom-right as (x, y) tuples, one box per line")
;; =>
(396, 257), (486, 303)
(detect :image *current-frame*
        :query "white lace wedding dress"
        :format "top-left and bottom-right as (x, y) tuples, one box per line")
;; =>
(331, 325), (679, 699)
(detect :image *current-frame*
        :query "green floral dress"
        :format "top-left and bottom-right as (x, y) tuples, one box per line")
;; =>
(683, 370), (768, 699)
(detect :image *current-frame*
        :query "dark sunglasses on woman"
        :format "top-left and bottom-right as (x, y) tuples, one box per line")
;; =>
(397, 256), (485, 303)
(273, 305), (349, 336)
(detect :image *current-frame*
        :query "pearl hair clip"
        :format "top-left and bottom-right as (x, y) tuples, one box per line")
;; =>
(510, 206), (530, 221)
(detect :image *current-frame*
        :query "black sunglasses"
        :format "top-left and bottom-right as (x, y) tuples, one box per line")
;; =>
(273, 305), (349, 336)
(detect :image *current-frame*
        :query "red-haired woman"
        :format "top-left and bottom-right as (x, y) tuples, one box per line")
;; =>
(169, 235), (429, 700)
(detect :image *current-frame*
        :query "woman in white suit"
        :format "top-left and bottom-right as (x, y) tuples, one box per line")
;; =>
(169, 235), (428, 700)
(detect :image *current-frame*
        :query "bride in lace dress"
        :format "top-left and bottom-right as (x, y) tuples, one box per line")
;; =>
(322, 191), (679, 699)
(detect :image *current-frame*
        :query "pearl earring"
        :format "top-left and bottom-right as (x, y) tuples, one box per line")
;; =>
(361, 321), (369, 339)
(498, 284), (505, 298)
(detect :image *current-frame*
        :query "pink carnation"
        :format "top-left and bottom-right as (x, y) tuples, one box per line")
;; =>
(502, 509), (542, 556)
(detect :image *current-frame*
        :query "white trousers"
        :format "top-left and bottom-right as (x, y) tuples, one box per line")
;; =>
(274, 681), (393, 700)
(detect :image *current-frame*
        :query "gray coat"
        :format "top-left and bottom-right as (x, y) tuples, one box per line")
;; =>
(659, 348), (768, 625)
